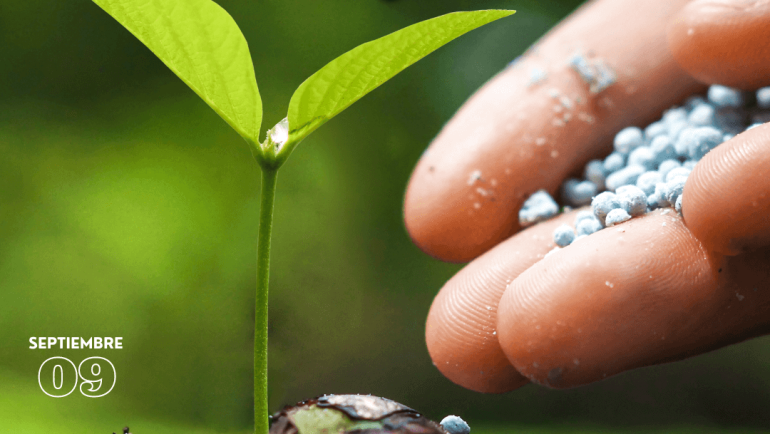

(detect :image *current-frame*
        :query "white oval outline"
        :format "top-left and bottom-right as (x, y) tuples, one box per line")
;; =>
(52, 364), (63, 389)
(38, 357), (78, 398)
(78, 357), (116, 398)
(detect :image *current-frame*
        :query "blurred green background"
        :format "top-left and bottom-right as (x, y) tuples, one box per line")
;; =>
(1, 0), (770, 433)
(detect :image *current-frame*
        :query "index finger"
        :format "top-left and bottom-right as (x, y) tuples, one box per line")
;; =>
(404, 0), (703, 263)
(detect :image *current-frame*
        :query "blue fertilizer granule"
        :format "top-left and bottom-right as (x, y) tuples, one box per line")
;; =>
(516, 85), (768, 247)
(708, 85), (743, 108)
(636, 171), (663, 196)
(605, 208), (631, 227)
(569, 51), (617, 94)
(605, 164), (646, 192)
(617, 185), (647, 216)
(628, 146), (657, 170)
(657, 159), (681, 178)
(440, 416), (471, 434)
(665, 167), (691, 183)
(613, 127), (644, 155)
(553, 224), (576, 247)
(603, 152), (625, 173)
(576, 216), (603, 236)
(649, 135), (677, 163)
(584, 159), (607, 189)
(591, 191), (621, 226)
(562, 179), (598, 206)
(757, 87), (770, 109)
(519, 189), (559, 227)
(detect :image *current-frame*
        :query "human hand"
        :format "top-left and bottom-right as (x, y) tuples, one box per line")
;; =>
(404, 0), (770, 392)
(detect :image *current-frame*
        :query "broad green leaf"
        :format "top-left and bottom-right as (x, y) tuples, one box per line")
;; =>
(286, 10), (515, 147)
(93, 0), (262, 143)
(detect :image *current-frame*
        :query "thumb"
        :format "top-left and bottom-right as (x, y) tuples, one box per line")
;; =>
(668, 0), (770, 88)
(683, 124), (770, 255)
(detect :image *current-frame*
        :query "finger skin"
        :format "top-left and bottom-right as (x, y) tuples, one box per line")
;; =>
(497, 209), (770, 388)
(404, 0), (703, 263)
(426, 210), (583, 393)
(683, 123), (770, 255)
(668, 0), (770, 89)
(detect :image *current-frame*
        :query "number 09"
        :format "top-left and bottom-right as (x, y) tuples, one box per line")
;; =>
(37, 357), (116, 398)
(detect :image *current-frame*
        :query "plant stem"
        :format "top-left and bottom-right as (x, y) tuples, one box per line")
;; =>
(255, 167), (278, 434)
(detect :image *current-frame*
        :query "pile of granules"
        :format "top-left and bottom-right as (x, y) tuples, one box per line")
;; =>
(516, 84), (770, 247)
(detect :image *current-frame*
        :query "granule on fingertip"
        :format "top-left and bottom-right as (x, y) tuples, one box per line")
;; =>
(617, 185), (647, 216)
(665, 167), (691, 183)
(685, 95), (707, 109)
(657, 159), (681, 178)
(574, 209), (597, 226)
(591, 191), (621, 226)
(649, 136), (677, 163)
(562, 179), (598, 206)
(708, 85), (743, 107)
(613, 127), (644, 155)
(606, 165), (646, 191)
(528, 67), (548, 86)
(665, 177), (687, 205)
(584, 159), (607, 190)
(603, 152), (625, 173)
(757, 87), (770, 109)
(668, 119), (690, 141)
(627, 146), (656, 170)
(572, 212), (603, 240)
(533, 83), (759, 240)
(467, 170), (482, 186)
(663, 107), (688, 124)
(568, 51), (617, 93)
(605, 208), (631, 227)
(674, 127), (696, 157)
(519, 190), (559, 227)
(650, 183), (671, 209)
(553, 224), (576, 247)
(647, 192), (663, 210)
(687, 103), (716, 126)
(576, 217), (602, 236)
(684, 126), (723, 160)
(569, 52), (594, 82)
(636, 171), (663, 196)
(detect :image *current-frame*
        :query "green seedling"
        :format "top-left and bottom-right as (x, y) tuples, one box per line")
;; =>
(90, 1), (514, 433)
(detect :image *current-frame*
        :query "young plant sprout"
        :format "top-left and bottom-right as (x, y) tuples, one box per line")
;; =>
(269, 394), (478, 434)
(90, 1), (515, 433)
